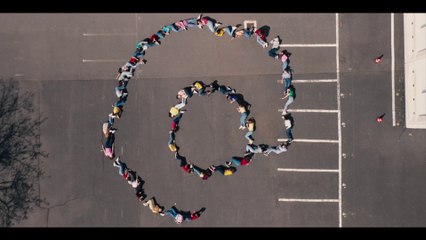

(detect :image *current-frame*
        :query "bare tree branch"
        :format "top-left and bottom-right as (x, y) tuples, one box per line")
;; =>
(0, 79), (46, 227)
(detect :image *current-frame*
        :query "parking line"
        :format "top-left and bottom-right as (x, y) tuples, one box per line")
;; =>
(278, 109), (339, 113)
(279, 198), (339, 203)
(277, 138), (339, 143)
(277, 168), (339, 173)
(279, 44), (337, 48)
(82, 33), (137, 36)
(336, 13), (343, 228)
(277, 79), (337, 84)
(82, 59), (127, 63)
(391, 13), (396, 126)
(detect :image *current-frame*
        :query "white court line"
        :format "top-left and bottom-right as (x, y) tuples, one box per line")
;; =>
(277, 168), (339, 173)
(82, 59), (127, 63)
(278, 109), (339, 113)
(391, 13), (396, 126)
(336, 13), (343, 228)
(277, 138), (339, 143)
(277, 79), (338, 83)
(279, 43), (337, 47)
(279, 198), (339, 203)
(82, 33), (137, 36)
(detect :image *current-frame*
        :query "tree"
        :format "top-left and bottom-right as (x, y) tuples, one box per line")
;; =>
(0, 79), (47, 227)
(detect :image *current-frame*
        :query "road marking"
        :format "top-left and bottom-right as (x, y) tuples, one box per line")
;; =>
(391, 13), (396, 126)
(277, 79), (338, 84)
(277, 168), (339, 173)
(336, 13), (343, 228)
(14, 73), (24, 77)
(244, 20), (257, 30)
(277, 138), (339, 143)
(82, 59), (127, 63)
(82, 33), (137, 36)
(279, 43), (337, 47)
(278, 109), (339, 113)
(279, 198), (339, 203)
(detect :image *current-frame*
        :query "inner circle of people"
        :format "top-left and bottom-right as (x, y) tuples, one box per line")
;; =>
(101, 14), (296, 225)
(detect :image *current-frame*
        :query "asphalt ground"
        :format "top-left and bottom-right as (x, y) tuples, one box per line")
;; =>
(0, 13), (424, 227)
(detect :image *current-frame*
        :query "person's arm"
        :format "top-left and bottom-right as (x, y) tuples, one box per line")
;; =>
(281, 89), (290, 99)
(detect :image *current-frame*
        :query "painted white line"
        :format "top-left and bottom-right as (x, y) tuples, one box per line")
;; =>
(279, 198), (339, 203)
(391, 13), (396, 126)
(278, 109), (339, 113)
(279, 43), (337, 48)
(277, 168), (339, 173)
(336, 13), (343, 228)
(14, 74), (24, 77)
(277, 138), (339, 143)
(82, 33), (137, 36)
(277, 79), (338, 84)
(244, 20), (257, 30)
(82, 59), (127, 63)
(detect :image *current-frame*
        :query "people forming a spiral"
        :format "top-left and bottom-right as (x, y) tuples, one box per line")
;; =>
(100, 14), (296, 224)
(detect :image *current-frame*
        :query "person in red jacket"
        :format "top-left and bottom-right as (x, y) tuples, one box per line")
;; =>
(225, 152), (255, 167)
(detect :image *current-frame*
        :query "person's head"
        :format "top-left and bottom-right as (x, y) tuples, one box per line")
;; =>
(282, 112), (290, 119)
(245, 152), (255, 160)
(175, 214), (183, 224)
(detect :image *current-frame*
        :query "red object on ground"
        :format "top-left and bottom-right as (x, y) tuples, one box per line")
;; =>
(374, 54), (384, 63)
(376, 117), (383, 123)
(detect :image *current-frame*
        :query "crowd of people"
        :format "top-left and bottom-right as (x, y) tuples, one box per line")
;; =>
(100, 14), (298, 224)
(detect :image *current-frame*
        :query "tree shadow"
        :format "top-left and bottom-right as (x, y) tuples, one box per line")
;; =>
(0, 79), (47, 227)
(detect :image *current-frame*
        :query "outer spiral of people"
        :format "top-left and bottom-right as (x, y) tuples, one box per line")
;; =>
(101, 14), (296, 225)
